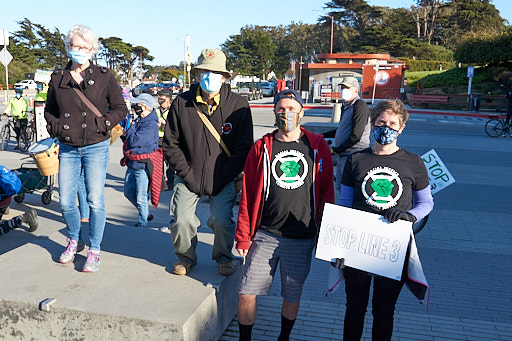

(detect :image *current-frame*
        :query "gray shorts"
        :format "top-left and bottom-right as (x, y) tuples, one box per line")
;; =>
(238, 230), (316, 303)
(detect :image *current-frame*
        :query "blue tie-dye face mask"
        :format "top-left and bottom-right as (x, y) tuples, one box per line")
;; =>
(372, 125), (399, 145)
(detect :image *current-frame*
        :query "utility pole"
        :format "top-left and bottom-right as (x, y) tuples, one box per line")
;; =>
(329, 15), (333, 54)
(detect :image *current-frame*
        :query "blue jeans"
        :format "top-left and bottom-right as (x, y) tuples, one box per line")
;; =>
(123, 167), (150, 227)
(78, 168), (90, 221)
(58, 139), (110, 251)
(169, 176), (236, 265)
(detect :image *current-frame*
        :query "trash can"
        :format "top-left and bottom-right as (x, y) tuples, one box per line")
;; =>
(469, 93), (481, 112)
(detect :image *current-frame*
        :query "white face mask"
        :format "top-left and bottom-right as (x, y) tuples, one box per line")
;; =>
(341, 88), (353, 102)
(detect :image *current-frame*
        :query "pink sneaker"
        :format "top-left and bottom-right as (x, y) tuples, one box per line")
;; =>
(59, 239), (77, 264)
(82, 250), (100, 272)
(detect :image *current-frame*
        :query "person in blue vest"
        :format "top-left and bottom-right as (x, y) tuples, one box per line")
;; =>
(0, 165), (38, 235)
(121, 93), (160, 227)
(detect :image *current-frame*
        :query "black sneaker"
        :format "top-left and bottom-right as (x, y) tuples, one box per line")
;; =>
(22, 208), (38, 232)
(147, 214), (154, 222)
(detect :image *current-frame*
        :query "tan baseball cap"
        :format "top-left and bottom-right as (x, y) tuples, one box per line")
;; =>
(193, 49), (231, 78)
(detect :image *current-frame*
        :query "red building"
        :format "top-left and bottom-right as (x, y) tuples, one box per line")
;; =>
(291, 53), (408, 102)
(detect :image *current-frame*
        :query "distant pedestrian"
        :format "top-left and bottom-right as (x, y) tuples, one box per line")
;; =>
(235, 90), (334, 341)
(156, 89), (175, 188)
(332, 76), (371, 195)
(162, 48), (253, 276)
(3, 88), (28, 150)
(45, 24), (127, 272)
(120, 93), (160, 227)
(336, 99), (433, 341)
(500, 83), (512, 128)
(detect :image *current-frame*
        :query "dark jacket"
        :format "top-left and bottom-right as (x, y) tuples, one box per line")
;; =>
(124, 110), (159, 170)
(333, 97), (371, 155)
(44, 61), (127, 147)
(162, 83), (253, 196)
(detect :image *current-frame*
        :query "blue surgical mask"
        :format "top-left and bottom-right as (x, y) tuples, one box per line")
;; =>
(68, 50), (91, 65)
(16, 93), (21, 98)
(199, 72), (223, 94)
(372, 125), (399, 145)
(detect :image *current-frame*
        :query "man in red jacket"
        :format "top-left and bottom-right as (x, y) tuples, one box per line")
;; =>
(235, 90), (334, 341)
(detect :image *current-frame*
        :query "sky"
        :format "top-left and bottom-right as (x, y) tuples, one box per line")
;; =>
(1, 0), (511, 67)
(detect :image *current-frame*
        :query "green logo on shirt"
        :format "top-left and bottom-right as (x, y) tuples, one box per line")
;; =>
(371, 179), (394, 203)
(281, 161), (300, 183)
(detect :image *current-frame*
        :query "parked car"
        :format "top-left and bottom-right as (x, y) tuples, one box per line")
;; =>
(14, 79), (38, 90)
(161, 82), (182, 94)
(261, 81), (276, 97)
(147, 83), (165, 96)
(133, 83), (156, 96)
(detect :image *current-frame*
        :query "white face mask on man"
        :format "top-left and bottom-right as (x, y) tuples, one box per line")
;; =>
(341, 88), (353, 102)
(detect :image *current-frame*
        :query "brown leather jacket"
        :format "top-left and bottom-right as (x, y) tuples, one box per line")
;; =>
(44, 61), (127, 147)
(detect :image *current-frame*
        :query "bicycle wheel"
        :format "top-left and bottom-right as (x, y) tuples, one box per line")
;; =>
(20, 129), (30, 152)
(0, 125), (10, 151)
(485, 119), (504, 137)
(20, 126), (32, 152)
(413, 214), (429, 235)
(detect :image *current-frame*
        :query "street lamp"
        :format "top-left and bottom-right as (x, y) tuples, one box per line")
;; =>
(185, 35), (191, 89)
(314, 11), (334, 54)
(327, 14), (333, 54)
(171, 37), (187, 89)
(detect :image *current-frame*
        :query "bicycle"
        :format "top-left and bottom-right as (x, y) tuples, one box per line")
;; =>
(485, 117), (511, 137)
(0, 114), (34, 152)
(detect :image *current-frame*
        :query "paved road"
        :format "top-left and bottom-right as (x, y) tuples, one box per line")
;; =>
(220, 107), (512, 340)
(1, 101), (511, 340)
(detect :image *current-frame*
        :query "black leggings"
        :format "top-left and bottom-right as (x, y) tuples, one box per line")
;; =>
(343, 266), (406, 341)
(14, 118), (27, 142)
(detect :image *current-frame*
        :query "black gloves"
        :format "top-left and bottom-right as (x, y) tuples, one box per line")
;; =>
(384, 208), (417, 223)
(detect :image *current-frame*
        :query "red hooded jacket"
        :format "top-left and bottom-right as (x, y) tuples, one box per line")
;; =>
(235, 127), (335, 250)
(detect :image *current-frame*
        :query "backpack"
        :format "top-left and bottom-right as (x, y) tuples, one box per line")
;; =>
(0, 165), (22, 200)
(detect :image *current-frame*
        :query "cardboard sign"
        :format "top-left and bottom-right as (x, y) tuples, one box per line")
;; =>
(421, 149), (455, 195)
(315, 203), (411, 280)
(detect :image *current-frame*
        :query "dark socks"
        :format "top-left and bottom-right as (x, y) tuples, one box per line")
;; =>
(278, 314), (296, 341)
(238, 322), (253, 341)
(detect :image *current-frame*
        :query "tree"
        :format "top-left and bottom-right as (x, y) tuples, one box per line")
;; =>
(32, 24), (67, 69)
(325, 0), (382, 50)
(222, 26), (276, 78)
(440, 0), (506, 49)
(454, 29), (512, 65)
(99, 37), (153, 84)
(410, 0), (446, 44)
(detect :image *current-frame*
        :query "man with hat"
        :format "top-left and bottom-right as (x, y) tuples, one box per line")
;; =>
(162, 48), (253, 276)
(333, 76), (371, 194)
(235, 90), (334, 341)
(156, 89), (174, 188)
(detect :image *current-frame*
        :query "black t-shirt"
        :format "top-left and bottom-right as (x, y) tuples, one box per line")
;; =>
(342, 148), (430, 215)
(259, 134), (316, 238)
